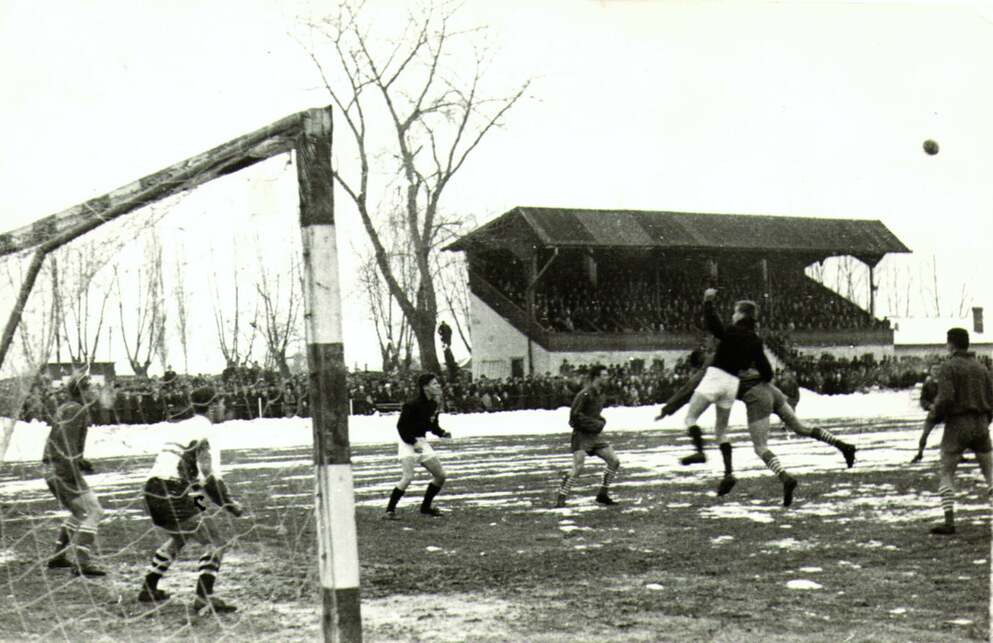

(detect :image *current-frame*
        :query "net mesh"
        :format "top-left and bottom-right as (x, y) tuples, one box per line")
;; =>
(0, 155), (333, 640)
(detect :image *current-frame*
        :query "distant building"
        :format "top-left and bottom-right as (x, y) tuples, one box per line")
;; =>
(44, 362), (117, 387)
(891, 307), (991, 359)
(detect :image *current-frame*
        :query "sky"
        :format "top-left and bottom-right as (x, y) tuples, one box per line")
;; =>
(1, 0), (992, 374)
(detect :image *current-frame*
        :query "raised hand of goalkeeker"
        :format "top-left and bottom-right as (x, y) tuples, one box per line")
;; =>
(703, 288), (718, 300)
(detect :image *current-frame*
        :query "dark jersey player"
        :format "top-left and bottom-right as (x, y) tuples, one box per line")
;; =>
(42, 374), (106, 576)
(555, 365), (621, 508)
(671, 288), (772, 496)
(912, 328), (993, 535)
(385, 373), (452, 519)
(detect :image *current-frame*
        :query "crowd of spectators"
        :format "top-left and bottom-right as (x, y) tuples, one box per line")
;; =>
(3, 346), (968, 427)
(478, 256), (889, 336)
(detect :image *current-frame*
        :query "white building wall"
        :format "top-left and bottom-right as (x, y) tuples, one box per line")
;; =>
(470, 294), (697, 378)
(470, 294), (529, 380)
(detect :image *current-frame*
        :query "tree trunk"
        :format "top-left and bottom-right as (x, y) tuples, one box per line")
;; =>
(410, 313), (440, 374)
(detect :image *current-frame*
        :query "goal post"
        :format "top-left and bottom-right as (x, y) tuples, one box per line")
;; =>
(0, 104), (362, 642)
(297, 107), (362, 642)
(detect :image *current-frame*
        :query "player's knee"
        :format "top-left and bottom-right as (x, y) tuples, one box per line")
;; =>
(606, 456), (620, 469)
(396, 475), (413, 490)
(432, 471), (447, 487)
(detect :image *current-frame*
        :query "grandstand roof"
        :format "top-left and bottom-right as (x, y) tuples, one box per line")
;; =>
(447, 207), (910, 259)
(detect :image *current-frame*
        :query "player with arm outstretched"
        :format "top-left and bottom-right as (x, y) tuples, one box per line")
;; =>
(139, 386), (244, 613)
(42, 374), (106, 576)
(672, 289), (772, 496)
(911, 328), (993, 535)
(385, 373), (452, 519)
(555, 365), (621, 508)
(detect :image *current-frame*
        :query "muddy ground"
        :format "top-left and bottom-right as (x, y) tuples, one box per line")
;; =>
(0, 416), (989, 641)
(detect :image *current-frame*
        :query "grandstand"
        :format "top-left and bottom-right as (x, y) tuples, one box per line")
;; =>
(446, 207), (910, 379)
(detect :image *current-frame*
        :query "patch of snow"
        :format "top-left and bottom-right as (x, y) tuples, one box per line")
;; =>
(799, 566), (823, 573)
(711, 535), (735, 544)
(425, 546), (442, 552)
(786, 579), (823, 590)
(645, 583), (665, 591)
(765, 538), (816, 551)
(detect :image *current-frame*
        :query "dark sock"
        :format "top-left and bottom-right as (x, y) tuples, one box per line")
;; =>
(421, 483), (442, 510)
(144, 572), (162, 591)
(386, 487), (405, 512)
(688, 425), (704, 453)
(196, 574), (215, 598)
(720, 442), (733, 476)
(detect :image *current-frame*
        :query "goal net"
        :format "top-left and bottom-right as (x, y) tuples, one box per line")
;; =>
(0, 114), (345, 640)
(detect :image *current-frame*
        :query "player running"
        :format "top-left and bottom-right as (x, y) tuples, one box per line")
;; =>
(555, 365), (621, 508)
(42, 374), (106, 576)
(385, 373), (452, 519)
(673, 288), (772, 496)
(911, 328), (993, 535)
(138, 386), (244, 613)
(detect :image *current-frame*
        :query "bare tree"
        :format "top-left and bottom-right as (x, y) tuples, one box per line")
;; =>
(356, 228), (416, 372)
(113, 233), (166, 378)
(255, 254), (303, 378)
(208, 246), (260, 369)
(434, 251), (471, 353)
(172, 254), (191, 374)
(50, 244), (115, 368)
(302, 0), (530, 373)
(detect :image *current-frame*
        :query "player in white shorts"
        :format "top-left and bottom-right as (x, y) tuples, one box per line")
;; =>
(677, 288), (773, 496)
(385, 373), (452, 519)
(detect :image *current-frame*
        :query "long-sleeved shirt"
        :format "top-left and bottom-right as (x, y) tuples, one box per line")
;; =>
(147, 414), (223, 483)
(926, 351), (993, 427)
(704, 300), (773, 382)
(569, 386), (606, 434)
(42, 400), (89, 480)
(397, 395), (446, 444)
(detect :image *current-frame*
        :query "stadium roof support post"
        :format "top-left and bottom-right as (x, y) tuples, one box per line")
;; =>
(296, 106), (363, 643)
(855, 254), (884, 318)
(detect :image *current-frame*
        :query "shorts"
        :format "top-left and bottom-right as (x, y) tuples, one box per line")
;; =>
(398, 438), (437, 463)
(44, 469), (88, 507)
(144, 477), (206, 532)
(571, 431), (610, 455)
(694, 367), (740, 410)
(940, 414), (992, 456)
(740, 382), (789, 424)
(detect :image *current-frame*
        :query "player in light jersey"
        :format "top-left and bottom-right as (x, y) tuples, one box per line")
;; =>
(138, 386), (244, 613)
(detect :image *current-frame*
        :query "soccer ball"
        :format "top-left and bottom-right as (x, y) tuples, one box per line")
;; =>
(923, 139), (939, 155)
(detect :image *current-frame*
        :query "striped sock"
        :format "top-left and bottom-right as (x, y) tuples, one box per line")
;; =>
(810, 427), (843, 448)
(144, 543), (178, 590)
(938, 484), (955, 527)
(600, 463), (620, 493)
(55, 517), (80, 552)
(558, 474), (575, 499)
(760, 451), (790, 482)
(195, 550), (222, 597)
